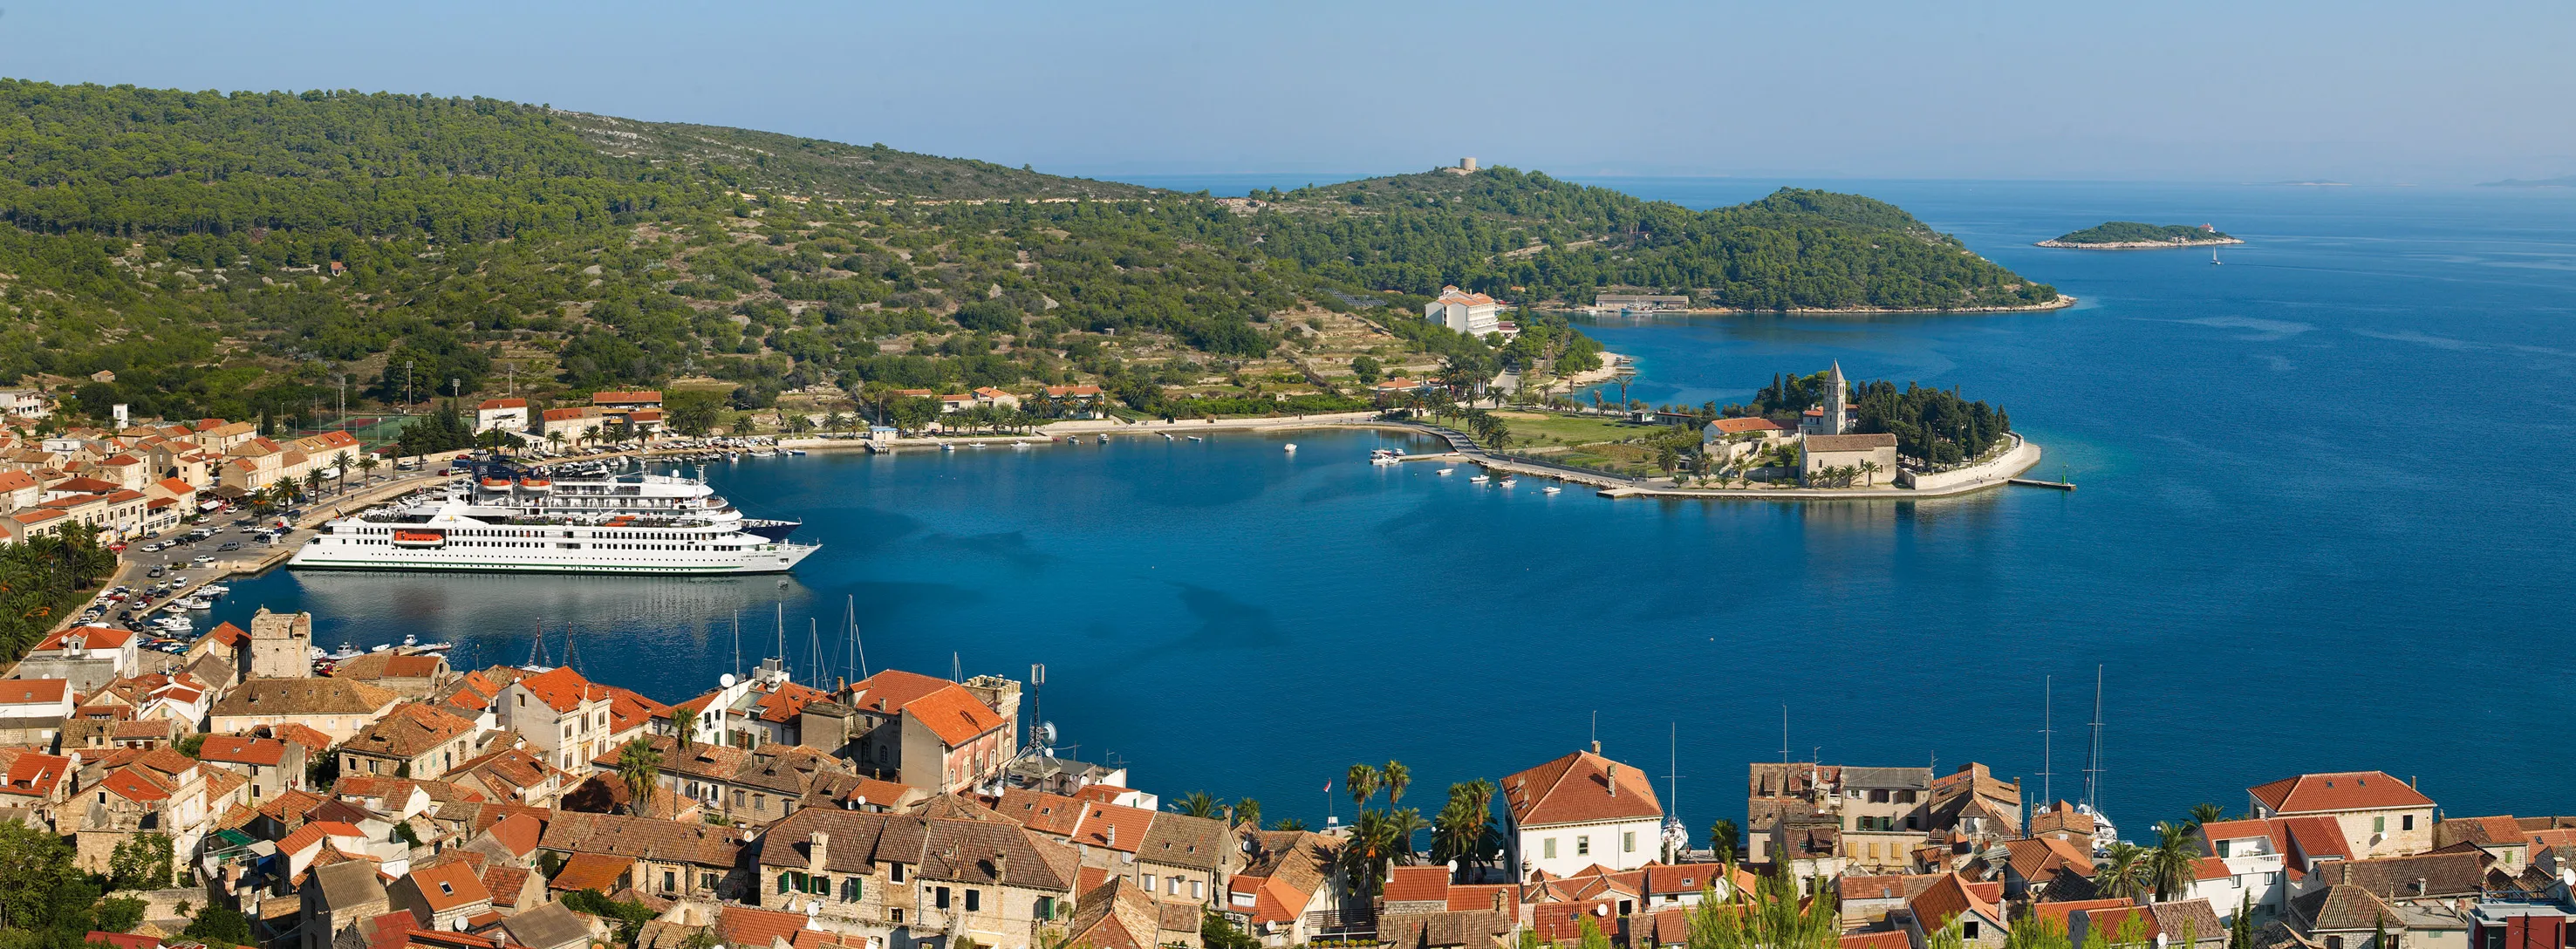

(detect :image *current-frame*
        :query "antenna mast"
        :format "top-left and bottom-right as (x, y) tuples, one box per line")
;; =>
(731, 611), (741, 680)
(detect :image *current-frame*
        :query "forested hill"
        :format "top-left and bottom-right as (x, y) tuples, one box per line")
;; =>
(1246, 167), (2060, 311)
(0, 80), (2057, 433)
(548, 111), (1156, 201)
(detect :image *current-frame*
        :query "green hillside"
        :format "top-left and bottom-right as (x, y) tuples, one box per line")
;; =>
(1252, 168), (2060, 311)
(2043, 222), (2234, 246)
(0, 80), (2062, 433)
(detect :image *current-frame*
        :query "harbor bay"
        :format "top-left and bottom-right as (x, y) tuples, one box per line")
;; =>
(184, 176), (2576, 840)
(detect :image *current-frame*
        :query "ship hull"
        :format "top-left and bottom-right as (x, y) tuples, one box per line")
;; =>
(287, 543), (816, 575)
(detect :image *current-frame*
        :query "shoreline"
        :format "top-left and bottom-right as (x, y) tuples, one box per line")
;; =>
(1553, 296), (2078, 317)
(2035, 237), (2245, 249)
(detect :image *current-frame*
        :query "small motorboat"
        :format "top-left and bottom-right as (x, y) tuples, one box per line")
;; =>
(1096, 434), (1109, 444)
(1370, 449), (1401, 466)
(1187, 435), (1204, 442)
(1470, 474), (1491, 483)
(1161, 433), (1174, 440)
(327, 642), (363, 660)
(1283, 443), (1297, 453)
(410, 641), (455, 652)
(788, 448), (807, 456)
(1499, 477), (1518, 488)
(1543, 486), (1562, 495)
(1437, 468), (1455, 475)
(941, 443), (957, 453)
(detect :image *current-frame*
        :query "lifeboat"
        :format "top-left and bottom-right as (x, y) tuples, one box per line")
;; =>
(480, 477), (514, 488)
(518, 477), (552, 490)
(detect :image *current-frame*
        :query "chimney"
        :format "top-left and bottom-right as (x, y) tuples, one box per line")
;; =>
(1606, 763), (1618, 796)
(1591, 741), (1601, 754)
(2413, 877), (2426, 895)
(1106, 824), (1116, 847)
(809, 831), (830, 875)
(994, 850), (1008, 884)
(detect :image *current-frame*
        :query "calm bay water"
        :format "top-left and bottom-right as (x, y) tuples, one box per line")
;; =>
(208, 178), (2576, 836)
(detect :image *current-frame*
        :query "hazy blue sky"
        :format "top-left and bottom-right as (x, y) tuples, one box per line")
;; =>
(5, 1), (2570, 183)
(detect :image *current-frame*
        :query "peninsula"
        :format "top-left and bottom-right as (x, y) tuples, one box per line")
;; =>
(2039, 222), (2244, 249)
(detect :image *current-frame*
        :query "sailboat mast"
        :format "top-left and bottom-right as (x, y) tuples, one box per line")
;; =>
(2084, 665), (2105, 815)
(2040, 675), (2053, 806)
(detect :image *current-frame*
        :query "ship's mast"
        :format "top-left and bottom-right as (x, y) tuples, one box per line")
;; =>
(2039, 675), (2053, 807)
(2083, 665), (2105, 815)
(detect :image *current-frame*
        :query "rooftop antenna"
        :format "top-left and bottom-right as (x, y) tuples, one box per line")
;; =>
(2083, 664), (2106, 816)
(2039, 674), (2054, 806)
(1030, 663), (1046, 750)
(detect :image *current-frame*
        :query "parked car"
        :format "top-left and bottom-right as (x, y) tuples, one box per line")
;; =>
(216, 542), (242, 552)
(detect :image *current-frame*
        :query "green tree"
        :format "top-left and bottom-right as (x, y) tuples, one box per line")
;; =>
(1232, 799), (1261, 830)
(1349, 356), (1384, 385)
(1203, 908), (1261, 949)
(182, 904), (252, 946)
(1683, 863), (1840, 949)
(1345, 763), (1382, 812)
(107, 832), (175, 891)
(97, 896), (147, 932)
(2147, 820), (2200, 902)
(1172, 791), (1220, 819)
(1383, 761), (1411, 807)
(1706, 818), (1740, 867)
(2190, 802), (2226, 827)
(2095, 841), (2150, 902)
(616, 736), (663, 813)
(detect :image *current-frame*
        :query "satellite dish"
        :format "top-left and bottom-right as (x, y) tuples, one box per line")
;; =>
(1038, 721), (1058, 746)
(720, 673), (736, 687)
(452, 918), (468, 932)
(1592, 905), (1610, 918)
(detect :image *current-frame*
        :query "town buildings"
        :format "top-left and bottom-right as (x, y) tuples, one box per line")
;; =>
(1503, 744), (1664, 879)
(1425, 286), (1503, 337)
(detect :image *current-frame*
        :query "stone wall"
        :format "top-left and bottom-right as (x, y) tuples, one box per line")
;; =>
(1898, 434), (2040, 491)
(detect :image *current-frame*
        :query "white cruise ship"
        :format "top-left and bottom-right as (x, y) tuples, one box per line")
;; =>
(290, 465), (818, 575)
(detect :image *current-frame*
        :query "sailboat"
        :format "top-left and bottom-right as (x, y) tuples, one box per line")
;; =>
(2210, 247), (2223, 265)
(2077, 665), (2120, 854)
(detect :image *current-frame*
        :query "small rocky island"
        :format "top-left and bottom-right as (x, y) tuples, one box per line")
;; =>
(2039, 222), (2243, 249)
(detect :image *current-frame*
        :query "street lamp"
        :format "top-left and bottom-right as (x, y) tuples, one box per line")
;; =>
(405, 360), (416, 413)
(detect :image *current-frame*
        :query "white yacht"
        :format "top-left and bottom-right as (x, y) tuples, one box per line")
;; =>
(290, 462), (817, 575)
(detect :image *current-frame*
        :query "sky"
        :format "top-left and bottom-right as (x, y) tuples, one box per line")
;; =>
(3, 1), (2571, 183)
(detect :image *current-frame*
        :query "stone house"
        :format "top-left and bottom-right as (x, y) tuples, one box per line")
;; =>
(330, 653), (455, 701)
(1502, 744), (1664, 880)
(339, 702), (482, 781)
(196, 735), (307, 806)
(536, 810), (748, 904)
(388, 859), (495, 932)
(2247, 771), (2436, 859)
(302, 859), (393, 949)
(1799, 433), (1899, 486)
(207, 678), (402, 744)
(498, 666), (613, 772)
(1223, 829), (1344, 948)
(756, 806), (1083, 949)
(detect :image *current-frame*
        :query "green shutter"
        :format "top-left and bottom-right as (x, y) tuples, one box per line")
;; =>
(779, 873), (792, 894)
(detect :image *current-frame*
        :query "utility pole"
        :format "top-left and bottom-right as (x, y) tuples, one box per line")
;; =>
(404, 360), (415, 414)
(337, 375), (347, 435)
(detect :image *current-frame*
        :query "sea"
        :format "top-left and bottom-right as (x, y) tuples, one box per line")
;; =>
(203, 176), (2576, 837)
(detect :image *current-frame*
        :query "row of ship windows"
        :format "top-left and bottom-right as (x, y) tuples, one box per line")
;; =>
(339, 539), (747, 551)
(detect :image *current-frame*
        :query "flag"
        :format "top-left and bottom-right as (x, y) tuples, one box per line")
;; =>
(1323, 779), (1332, 793)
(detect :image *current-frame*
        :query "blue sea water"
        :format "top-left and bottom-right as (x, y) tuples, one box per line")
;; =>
(206, 178), (2576, 836)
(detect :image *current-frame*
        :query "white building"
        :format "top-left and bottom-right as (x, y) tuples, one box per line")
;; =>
(475, 398), (530, 434)
(0, 389), (47, 419)
(2193, 819), (2289, 921)
(1425, 285), (1502, 337)
(1501, 743), (1664, 880)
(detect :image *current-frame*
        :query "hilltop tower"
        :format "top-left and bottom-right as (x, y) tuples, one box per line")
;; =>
(1824, 362), (1851, 435)
(247, 608), (312, 679)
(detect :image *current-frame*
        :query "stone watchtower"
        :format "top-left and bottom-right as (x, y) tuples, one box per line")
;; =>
(247, 608), (313, 679)
(1823, 361), (1851, 435)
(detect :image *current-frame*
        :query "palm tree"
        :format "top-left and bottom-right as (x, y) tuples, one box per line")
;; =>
(333, 451), (355, 494)
(615, 736), (663, 813)
(1232, 798), (1261, 830)
(358, 454), (381, 483)
(1383, 761), (1411, 807)
(1431, 781), (1498, 879)
(1708, 817), (1741, 866)
(677, 711), (699, 752)
(2146, 821), (2200, 902)
(2095, 841), (2151, 902)
(546, 430), (566, 455)
(303, 468), (327, 502)
(1172, 791), (1220, 818)
(2189, 802), (2226, 828)
(1345, 763), (1381, 812)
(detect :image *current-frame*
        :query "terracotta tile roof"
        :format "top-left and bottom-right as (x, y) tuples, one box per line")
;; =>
(2436, 816), (2526, 849)
(2290, 885), (2399, 933)
(0, 751), (71, 797)
(334, 652), (449, 681)
(1502, 749), (1662, 828)
(1709, 417), (1786, 434)
(997, 789), (1081, 836)
(269, 722), (338, 753)
(199, 622), (249, 648)
(1842, 932), (1911, 949)
(593, 686), (671, 735)
(1384, 865), (1451, 903)
(2315, 851), (2486, 898)
(0, 679), (67, 704)
(715, 905), (806, 949)
(902, 685), (1005, 746)
(486, 812), (544, 857)
(2193, 857), (2233, 881)
(591, 391), (662, 405)
(345, 703), (476, 759)
(2197, 819), (2272, 843)
(210, 678), (400, 717)
(477, 399), (528, 411)
(537, 811), (744, 868)
(36, 625), (132, 651)
(2272, 816), (2354, 863)
(2029, 898), (2135, 929)
(846, 669), (953, 713)
(2005, 836), (2097, 880)
(1907, 873), (2001, 931)
(548, 852), (633, 892)
(481, 865), (533, 908)
(751, 681), (830, 724)
(2249, 771), (2434, 814)
(511, 667), (592, 713)
(1529, 900), (1622, 945)
(1073, 802), (1156, 854)
(409, 860), (493, 912)
(1643, 864), (1725, 896)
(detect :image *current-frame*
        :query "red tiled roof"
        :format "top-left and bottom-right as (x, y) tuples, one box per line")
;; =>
(513, 666), (592, 713)
(35, 625), (132, 652)
(902, 685), (1004, 747)
(269, 722), (337, 753)
(1908, 874), (2001, 931)
(1709, 417), (1786, 434)
(1074, 802), (1155, 854)
(2199, 819), (2271, 843)
(1383, 865), (1450, 903)
(590, 391), (662, 405)
(486, 812), (544, 857)
(199, 735), (289, 766)
(2274, 816), (2355, 863)
(715, 905), (806, 949)
(548, 852), (633, 892)
(2028, 898), (2134, 929)
(0, 679), (67, 705)
(2249, 772), (2433, 814)
(1502, 749), (1662, 827)
(481, 865), (533, 908)
(1447, 884), (1516, 913)
(1842, 932), (1911, 949)
(752, 681), (830, 724)
(477, 399), (528, 410)
(409, 860), (493, 912)
(847, 669), (953, 713)
(2193, 857), (2233, 881)
(0, 752), (71, 796)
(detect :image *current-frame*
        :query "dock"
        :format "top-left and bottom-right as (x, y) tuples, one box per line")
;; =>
(2009, 478), (2076, 490)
